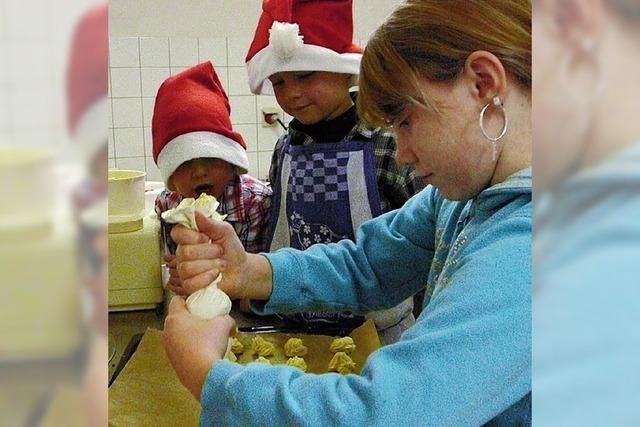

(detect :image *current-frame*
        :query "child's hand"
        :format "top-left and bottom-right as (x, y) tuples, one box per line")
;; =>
(162, 296), (235, 400)
(171, 211), (249, 300)
(164, 254), (187, 295)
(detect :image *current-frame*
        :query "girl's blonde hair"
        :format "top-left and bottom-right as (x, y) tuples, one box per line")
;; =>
(357, 0), (531, 128)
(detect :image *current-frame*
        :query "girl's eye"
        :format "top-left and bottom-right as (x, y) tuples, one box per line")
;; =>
(394, 114), (410, 130)
(390, 106), (411, 130)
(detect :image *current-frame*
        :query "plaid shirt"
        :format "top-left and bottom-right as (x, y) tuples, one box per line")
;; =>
(155, 174), (272, 255)
(269, 121), (425, 214)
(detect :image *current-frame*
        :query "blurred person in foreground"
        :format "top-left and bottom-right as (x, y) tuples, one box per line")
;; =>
(163, 0), (532, 425)
(67, 2), (109, 427)
(68, 1), (109, 337)
(533, 0), (640, 424)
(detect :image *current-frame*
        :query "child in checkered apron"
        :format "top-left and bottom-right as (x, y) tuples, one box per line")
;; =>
(245, 0), (425, 344)
(152, 62), (272, 299)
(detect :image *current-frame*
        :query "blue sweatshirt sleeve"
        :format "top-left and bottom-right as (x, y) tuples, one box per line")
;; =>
(200, 207), (531, 426)
(252, 188), (437, 315)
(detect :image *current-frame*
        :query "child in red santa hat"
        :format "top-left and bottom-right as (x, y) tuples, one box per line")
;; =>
(153, 61), (272, 297)
(245, 0), (424, 344)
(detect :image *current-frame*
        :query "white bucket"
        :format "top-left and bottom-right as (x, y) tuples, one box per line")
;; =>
(0, 146), (54, 236)
(108, 169), (146, 233)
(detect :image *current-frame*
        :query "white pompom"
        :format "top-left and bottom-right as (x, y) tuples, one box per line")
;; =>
(269, 21), (304, 60)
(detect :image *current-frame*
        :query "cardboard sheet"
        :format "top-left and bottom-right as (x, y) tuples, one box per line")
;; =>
(109, 320), (381, 426)
(108, 328), (200, 427)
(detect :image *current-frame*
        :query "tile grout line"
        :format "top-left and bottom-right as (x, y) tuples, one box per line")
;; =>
(109, 58), (117, 166)
(138, 37), (147, 173)
(111, 36), (269, 172)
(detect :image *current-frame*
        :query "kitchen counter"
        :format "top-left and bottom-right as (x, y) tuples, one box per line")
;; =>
(108, 309), (164, 383)
(108, 301), (281, 384)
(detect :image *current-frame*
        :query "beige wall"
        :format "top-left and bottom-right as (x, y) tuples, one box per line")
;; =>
(109, 0), (401, 39)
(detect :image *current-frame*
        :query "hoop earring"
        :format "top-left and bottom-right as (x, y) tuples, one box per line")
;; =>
(479, 96), (508, 161)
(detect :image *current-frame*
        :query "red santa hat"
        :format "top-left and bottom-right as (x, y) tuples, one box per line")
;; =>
(152, 61), (249, 185)
(66, 2), (108, 162)
(245, 0), (363, 95)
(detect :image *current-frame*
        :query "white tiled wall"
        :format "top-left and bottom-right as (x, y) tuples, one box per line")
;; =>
(108, 35), (370, 182)
(0, 0), (97, 157)
(108, 36), (289, 182)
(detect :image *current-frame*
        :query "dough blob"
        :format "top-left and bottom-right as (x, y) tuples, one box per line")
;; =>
(328, 352), (356, 375)
(251, 336), (275, 357)
(284, 338), (308, 357)
(231, 337), (244, 354)
(286, 357), (308, 372)
(329, 337), (356, 354)
(255, 356), (271, 364)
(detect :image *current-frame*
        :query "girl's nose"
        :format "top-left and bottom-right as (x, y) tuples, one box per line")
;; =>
(394, 136), (416, 166)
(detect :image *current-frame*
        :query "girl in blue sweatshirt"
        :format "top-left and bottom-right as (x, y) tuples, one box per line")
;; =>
(164, 0), (532, 425)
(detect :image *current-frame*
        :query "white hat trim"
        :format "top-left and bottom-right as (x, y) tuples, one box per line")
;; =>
(74, 97), (109, 163)
(246, 43), (362, 95)
(157, 131), (249, 184)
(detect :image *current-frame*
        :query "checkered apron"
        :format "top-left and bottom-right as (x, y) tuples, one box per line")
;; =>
(266, 135), (382, 328)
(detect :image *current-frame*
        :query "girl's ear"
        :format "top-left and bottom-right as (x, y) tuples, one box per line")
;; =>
(462, 50), (507, 104)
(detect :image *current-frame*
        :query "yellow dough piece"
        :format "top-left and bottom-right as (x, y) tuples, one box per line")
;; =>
(285, 357), (308, 372)
(284, 338), (308, 357)
(251, 336), (275, 357)
(329, 337), (356, 354)
(231, 337), (244, 354)
(255, 356), (271, 364)
(328, 352), (356, 375)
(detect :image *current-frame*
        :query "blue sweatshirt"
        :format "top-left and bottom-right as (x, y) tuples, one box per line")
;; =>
(534, 145), (640, 425)
(200, 168), (532, 426)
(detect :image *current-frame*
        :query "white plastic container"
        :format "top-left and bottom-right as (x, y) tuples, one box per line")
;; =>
(108, 169), (146, 233)
(0, 146), (54, 235)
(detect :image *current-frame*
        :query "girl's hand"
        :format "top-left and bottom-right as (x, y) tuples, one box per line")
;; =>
(171, 211), (249, 299)
(162, 296), (236, 400)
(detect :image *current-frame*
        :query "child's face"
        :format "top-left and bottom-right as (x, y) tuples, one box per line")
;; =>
(169, 158), (234, 199)
(269, 71), (353, 125)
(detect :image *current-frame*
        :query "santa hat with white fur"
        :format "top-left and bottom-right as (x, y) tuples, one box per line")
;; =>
(245, 0), (363, 95)
(152, 62), (249, 186)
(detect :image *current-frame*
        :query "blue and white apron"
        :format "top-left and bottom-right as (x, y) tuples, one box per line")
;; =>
(266, 135), (382, 328)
